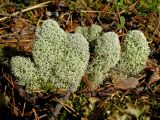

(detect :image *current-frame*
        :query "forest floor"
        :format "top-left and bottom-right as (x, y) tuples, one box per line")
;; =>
(0, 0), (160, 120)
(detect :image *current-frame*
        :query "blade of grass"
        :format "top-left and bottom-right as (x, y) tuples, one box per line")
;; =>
(0, 1), (51, 22)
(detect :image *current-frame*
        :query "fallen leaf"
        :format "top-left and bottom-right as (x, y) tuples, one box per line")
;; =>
(114, 74), (139, 90)
(148, 67), (160, 84)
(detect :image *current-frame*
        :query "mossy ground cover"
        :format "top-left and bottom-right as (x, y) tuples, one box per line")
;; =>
(0, 0), (160, 119)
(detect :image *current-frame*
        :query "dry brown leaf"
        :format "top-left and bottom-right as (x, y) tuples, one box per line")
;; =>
(148, 67), (160, 85)
(81, 74), (95, 91)
(114, 74), (139, 90)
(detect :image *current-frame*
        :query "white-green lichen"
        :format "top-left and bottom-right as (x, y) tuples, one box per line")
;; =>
(11, 56), (40, 92)
(87, 32), (121, 85)
(11, 20), (150, 92)
(11, 19), (89, 92)
(75, 24), (102, 42)
(118, 30), (150, 76)
(50, 33), (90, 90)
(32, 19), (68, 82)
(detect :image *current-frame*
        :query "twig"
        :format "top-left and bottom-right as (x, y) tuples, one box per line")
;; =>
(53, 97), (72, 113)
(0, 33), (18, 39)
(2, 68), (14, 86)
(22, 102), (26, 116)
(81, 10), (101, 13)
(38, 114), (48, 119)
(49, 85), (75, 120)
(80, 0), (87, 8)
(0, 13), (18, 17)
(153, 4), (160, 36)
(32, 108), (39, 120)
(11, 88), (16, 108)
(0, 39), (32, 43)
(0, 1), (51, 22)
(0, 3), (18, 8)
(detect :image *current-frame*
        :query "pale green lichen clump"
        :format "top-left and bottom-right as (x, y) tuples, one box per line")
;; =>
(11, 20), (150, 92)
(32, 19), (68, 82)
(11, 19), (89, 92)
(11, 56), (40, 92)
(118, 30), (150, 76)
(76, 24), (102, 42)
(88, 32), (121, 85)
(47, 32), (89, 91)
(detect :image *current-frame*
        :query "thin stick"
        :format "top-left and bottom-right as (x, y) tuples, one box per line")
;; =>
(0, 3), (18, 8)
(38, 114), (48, 119)
(81, 10), (101, 13)
(32, 108), (39, 120)
(22, 102), (26, 116)
(49, 85), (75, 120)
(0, 39), (32, 43)
(53, 97), (72, 113)
(0, 1), (51, 22)
(153, 4), (160, 36)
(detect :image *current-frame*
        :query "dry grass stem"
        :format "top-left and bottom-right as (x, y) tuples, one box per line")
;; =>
(0, 1), (51, 22)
